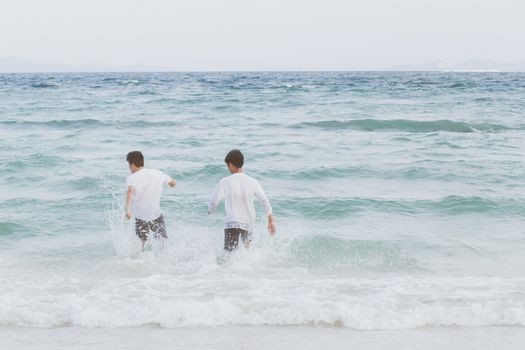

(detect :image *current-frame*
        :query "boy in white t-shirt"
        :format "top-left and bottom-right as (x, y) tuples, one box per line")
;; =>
(125, 151), (176, 250)
(208, 149), (276, 251)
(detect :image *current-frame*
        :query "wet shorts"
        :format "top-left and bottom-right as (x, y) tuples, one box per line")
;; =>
(224, 228), (253, 252)
(135, 215), (168, 243)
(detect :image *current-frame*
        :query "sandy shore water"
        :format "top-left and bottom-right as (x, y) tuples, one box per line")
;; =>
(2, 326), (525, 350)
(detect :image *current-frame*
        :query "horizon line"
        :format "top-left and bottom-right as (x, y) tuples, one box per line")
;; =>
(1, 69), (523, 74)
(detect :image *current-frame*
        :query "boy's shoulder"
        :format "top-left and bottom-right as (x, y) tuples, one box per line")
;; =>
(145, 168), (162, 174)
(222, 173), (257, 184)
(128, 168), (161, 179)
(140, 168), (162, 174)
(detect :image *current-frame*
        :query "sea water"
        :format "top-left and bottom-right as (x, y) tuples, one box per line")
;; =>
(0, 72), (524, 348)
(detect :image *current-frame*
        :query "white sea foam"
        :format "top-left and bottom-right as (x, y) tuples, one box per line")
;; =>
(1, 269), (524, 329)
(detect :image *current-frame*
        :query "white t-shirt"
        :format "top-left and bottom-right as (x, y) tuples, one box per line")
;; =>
(126, 168), (172, 221)
(208, 172), (272, 231)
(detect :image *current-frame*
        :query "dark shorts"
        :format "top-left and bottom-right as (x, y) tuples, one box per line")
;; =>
(135, 215), (168, 243)
(224, 228), (252, 252)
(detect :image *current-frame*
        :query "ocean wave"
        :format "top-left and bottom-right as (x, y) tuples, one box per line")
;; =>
(260, 165), (461, 181)
(446, 82), (473, 89)
(145, 97), (176, 104)
(1, 276), (524, 329)
(294, 119), (511, 133)
(473, 97), (493, 102)
(263, 166), (363, 180)
(424, 195), (519, 215)
(117, 79), (141, 86)
(1, 119), (105, 128)
(124, 120), (181, 127)
(3, 154), (77, 171)
(274, 197), (414, 219)
(170, 164), (225, 182)
(0, 119), (181, 128)
(31, 81), (61, 88)
(273, 196), (524, 218)
(0, 222), (25, 236)
(134, 90), (158, 96)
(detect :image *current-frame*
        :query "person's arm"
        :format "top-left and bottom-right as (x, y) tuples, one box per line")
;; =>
(267, 213), (276, 236)
(208, 181), (224, 214)
(125, 185), (134, 220)
(162, 171), (176, 188)
(254, 181), (276, 235)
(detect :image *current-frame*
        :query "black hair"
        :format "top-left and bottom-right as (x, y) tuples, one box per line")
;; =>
(224, 149), (244, 168)
(126, 151), (144, 167)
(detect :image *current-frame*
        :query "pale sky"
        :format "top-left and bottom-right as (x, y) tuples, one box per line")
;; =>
(1, 0), (524, 71)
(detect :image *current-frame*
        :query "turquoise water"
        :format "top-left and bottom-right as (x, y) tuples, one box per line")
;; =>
(0, 72), (524, 329)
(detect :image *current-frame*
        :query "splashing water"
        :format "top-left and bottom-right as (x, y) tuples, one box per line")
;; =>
(0, 72), (524, 332)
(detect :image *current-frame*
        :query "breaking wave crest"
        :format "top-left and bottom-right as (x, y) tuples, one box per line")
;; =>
(295, 119), (512, 133)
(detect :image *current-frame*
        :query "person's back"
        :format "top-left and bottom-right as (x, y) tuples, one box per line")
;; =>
(127, 168), (169, 221)
(208, 149), (275, 251)
(125, 151), (176, 250)
(218, 172), (270, 231)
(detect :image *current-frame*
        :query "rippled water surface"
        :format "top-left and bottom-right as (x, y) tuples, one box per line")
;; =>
(0, 72), (524, 330)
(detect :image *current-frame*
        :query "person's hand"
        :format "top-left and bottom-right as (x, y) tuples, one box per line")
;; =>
(125, 210), (132, 220)
(268, 220), (276, 236)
